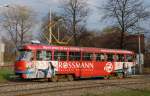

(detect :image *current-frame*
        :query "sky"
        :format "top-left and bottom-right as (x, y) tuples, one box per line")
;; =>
(0, 0), (106, 32)
(0, 0), (150, 35)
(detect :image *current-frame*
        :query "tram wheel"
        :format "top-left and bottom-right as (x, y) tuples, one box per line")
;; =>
(104, 75), (113, 80)
(50, 75), (58, 82)
(104, 76), (109, 80)
(67, 75), (74, 81)
(117, 73), (124, 79)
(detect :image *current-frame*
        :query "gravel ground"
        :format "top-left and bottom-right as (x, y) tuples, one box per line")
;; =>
(0, 75), (149, 96)
(33, 83), (150, 96)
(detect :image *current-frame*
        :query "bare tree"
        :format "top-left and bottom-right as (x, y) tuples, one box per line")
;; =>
(1, 36), (16, 62)
(2, 5), (35, 49)
(61, 0), (89, 46)
(78, 30), (96, 47)
(102, 0), (150, 49)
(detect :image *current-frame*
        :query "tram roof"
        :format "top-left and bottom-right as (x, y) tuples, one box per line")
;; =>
(22, 44), (134, 54)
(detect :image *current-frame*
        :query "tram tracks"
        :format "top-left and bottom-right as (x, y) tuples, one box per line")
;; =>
(0, 78), (150, 96)
(0, 77), (144, 88)
(5, 81), (150, 96)
(0, 80), (47, 88)
(20, 81), (150, 96)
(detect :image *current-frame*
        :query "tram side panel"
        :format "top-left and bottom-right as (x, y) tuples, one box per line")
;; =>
(57, 61), (114, 78)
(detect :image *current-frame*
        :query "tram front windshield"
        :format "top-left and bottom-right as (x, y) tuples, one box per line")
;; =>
(17, 50), (33, 61)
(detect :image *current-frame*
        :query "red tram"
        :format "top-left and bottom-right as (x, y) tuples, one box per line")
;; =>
(15, 44), (135, 81)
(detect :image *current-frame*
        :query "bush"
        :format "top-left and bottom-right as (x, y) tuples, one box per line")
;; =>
(0, 68), (14, 82)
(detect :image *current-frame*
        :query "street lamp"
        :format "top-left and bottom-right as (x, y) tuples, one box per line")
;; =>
(135, 30), (144, 74)
(138, 32), (144, 74)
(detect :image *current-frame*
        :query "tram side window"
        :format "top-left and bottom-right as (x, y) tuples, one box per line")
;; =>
(82, 53), (93, 61)
(54, 51), (67, 61)
(69, 52), (81, 61)
(116, 54), (125, 62)
(95, 53), (105, 61)
(46, 51), (52, 60)
(36, 50), (52, 61)
(43, 51), (47, 60)
(106, 54), (115, 61)
(17, 50), (33, 61)
(126, 55), (133, 62)
(36, 50), (43, 60)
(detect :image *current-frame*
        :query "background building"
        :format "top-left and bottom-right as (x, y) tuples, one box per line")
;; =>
(0, 40), (5, 66)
